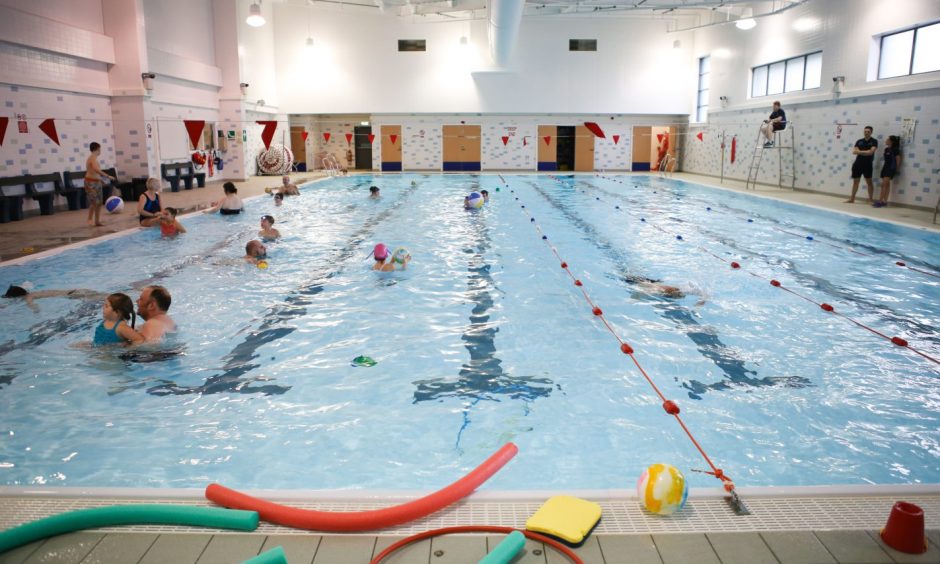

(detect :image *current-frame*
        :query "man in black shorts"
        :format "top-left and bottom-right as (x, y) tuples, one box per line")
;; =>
(846, 125), (878, 204)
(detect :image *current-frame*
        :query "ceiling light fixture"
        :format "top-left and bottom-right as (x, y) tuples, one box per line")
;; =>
(246, 1), (266, 27)
(735, 18), (756, 30)
(306, 36), (315, 48)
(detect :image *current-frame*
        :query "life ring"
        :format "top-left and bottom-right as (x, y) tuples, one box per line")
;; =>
(205, 443), (518, 531)
(257, 144), (294, 176)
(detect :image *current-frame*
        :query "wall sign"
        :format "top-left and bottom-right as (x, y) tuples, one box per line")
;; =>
(16, 113), (27, 133)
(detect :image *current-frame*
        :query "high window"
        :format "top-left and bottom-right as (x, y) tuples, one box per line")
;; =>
(878, 21), (940, 79)
(696, 56), (710, 122)
(751, 52), (822, 98)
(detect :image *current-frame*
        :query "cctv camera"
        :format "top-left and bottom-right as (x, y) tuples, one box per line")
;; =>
(832, 76), (844, 82)
(240, 83), (249, 88)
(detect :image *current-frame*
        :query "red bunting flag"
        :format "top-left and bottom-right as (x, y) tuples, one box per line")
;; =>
(731, 136), (737, 163)
(345, 133), (353, 145)
(523, 137), (528, 146)
(656, 133), (664, 143)
(696, 132), (704, 141)
(256, 120), (277, 150)
(368, 133), (376, 144)
(583, 122), (606, 138)
(543, 135), (551, 146)
(0, 116), (7, 146)
(389, 134), (398, 145)
(501, 136), (509, 146)
(183, 120), (205, 149)
(323, 132), (331, 142)
(612, 134), (620, 145)
(38, 118), (60, 146)
(301, 131), (309, 142)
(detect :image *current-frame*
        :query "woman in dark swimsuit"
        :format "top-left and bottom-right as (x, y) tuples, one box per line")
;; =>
(137, 177), (163, 227)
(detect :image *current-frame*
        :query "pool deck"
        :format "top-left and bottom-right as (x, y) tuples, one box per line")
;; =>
(1, 171), (937, 264)
(2, 171), (939, 563)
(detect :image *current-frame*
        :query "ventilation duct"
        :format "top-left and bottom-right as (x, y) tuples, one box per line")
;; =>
(487, 0), (524, 67)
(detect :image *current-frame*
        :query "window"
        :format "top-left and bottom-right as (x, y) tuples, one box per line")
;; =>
(696, 56), (710, 122)
(878, 22), (940, 79)
(751, 51), (822, 97)
(398, 39), (426, 52)
(569, 39), (597, 51)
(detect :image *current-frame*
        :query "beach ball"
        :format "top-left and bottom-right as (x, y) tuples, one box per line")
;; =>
(636, 463), (688, 515)
(467, 191), (484, 209)
(105, 196), (124, 213)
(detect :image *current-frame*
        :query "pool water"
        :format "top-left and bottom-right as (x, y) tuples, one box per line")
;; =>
(0, 174), (937, 491)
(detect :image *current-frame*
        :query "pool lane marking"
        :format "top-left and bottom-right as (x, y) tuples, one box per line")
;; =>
(498, 175), (740, 497)
(146, 180), (423, 396)
(597, 173), (940, 280)
(560, 175), (940, 367)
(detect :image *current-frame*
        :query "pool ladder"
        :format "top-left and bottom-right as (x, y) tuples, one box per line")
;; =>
(746, 123), (796, 191)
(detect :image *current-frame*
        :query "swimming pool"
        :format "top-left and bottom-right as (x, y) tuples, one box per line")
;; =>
(0, 174), (937, 492)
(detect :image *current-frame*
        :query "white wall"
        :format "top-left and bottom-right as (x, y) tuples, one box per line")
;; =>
(143, 0), (216, 65)
(0, 0), (104, 34)
(682, 0), (940, 208)
(273, 5), (696, 115)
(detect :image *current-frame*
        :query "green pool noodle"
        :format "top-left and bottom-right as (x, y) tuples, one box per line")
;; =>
(352, 355), (376, 367)
(478, 530), (525, 564)
(242, 545), (287, 564)
(0, 504), (259, 554)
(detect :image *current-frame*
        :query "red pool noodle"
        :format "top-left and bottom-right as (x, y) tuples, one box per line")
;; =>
(205, 442), (518, 531)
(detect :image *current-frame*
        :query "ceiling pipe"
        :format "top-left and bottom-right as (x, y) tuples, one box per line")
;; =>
(488, 0), (524, 67)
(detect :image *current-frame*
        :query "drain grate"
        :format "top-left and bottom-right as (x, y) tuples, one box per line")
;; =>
(2, 494), (939, 535)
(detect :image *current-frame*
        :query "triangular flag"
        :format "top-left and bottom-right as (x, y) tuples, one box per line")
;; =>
(543, 135), (551, 146)
(0, 116), (7, 146)
(584, 122), (605, 138)
(523, 137), (528, 146)
(501, 136), (509, 146)
(184, 120), (205, 149)
(345, 132), (353, 145)
(323, 132), (331, 142)
(696, 132), (704, 141)
(38, 119), (60, 146)
(256, 120), (277, 150)
(302, 131), (309, 142)
(389, 134), (398, 145)
(656, 133), (664, 143)
(612, 134), (620, 145)
(368, 133), (376, 144)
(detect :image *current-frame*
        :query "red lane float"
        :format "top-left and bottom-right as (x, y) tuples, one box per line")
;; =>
(205, 443), (518, 532)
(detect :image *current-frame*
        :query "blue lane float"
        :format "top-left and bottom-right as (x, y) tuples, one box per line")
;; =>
(0, 505), (259, 554)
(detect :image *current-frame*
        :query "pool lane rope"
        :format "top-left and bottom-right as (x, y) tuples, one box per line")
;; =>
(0, 505), (259, 554)
(568, 175), (939, 366)
(371, 526), (581, 564)
(498, 176), (740, 499)
(596, 173), (940, 280)
(205, 442), (518, 531)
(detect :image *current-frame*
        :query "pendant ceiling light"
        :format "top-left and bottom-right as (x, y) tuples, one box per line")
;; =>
(246, 1), (266, 27)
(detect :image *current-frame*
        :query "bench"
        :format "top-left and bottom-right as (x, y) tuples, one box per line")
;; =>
(62, 168), (118, 210)
(161, 162), (197, 192)
(0, 173), (63, 222)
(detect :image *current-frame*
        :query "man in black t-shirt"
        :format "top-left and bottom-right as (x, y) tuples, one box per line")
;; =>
(846, 125), (878, 204)
(760, 101), (787, 147)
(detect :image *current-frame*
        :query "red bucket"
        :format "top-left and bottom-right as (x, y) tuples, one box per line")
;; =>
(880, 501), (927, 554)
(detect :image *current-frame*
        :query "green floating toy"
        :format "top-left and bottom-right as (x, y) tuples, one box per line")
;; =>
(351, 355), (377, 367)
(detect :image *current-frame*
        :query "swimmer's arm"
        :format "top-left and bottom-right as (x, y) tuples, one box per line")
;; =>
(138, 321), (163, 343)
(174, 220), (187, 234)
(117, 322), (145, 345)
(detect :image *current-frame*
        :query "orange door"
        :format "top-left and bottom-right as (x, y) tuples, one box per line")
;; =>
(442, 125), (461, 170)
(632, 126), (652, 171)
(290, 126), (306, 166)
(537, 125), (557, 171)
(462, 125), (481, 171)
(574, 125), (595, 172)
(381, 125), (402, 171)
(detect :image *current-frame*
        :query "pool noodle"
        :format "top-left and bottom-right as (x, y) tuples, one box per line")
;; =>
(206, 442), (518, 531)
(0, 505), (259, 554)
(478, 530), (525, 564)
(242, 545), (287, 564)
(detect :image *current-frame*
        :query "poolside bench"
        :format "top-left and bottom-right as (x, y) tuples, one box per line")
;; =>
(161, 162), (195, 192)
(0, 173), (63, 222)
(62, 168), (118, 210)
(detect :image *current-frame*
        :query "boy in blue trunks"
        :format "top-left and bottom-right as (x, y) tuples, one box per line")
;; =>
(846, 126), (878, 204)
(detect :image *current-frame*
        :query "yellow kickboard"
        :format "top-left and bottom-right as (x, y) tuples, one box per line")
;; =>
(525, 495), (602, 545)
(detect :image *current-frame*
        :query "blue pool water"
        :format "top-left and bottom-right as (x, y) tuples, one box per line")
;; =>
(0, 174), (938, 491)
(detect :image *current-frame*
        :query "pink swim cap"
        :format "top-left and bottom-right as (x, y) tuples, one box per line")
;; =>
(373, 243), (388, 260)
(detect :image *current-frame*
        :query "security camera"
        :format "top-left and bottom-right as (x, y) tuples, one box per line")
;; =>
(240, 82), (249, 88)
(832, 76), (844, 82)
(141, 72), (156, 90)
(719, 96), (728, 101)
(141, 72), (156, 79)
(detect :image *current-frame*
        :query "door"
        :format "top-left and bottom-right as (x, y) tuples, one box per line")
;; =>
(574, 125), (595, 172)
(537, 125), (557, 171)
(443, 125), (482, 171)
(354, 126), (372, 170)
(290, 126), (307, 170)
(381, 125), (402, 171)
(632, 126), (652, 171)
(556, 126), (575, 171)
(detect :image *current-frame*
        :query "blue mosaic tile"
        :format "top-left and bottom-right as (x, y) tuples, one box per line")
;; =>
(924, 187), (930, 193)
(129, 130), (138, 135)
(18, 149), (26, 155)
(90, 108), (96, 113)
(3, 101), (11, 107)
(915, 196), (922, 202)
(11, 86), (18, 91)
(39, 158), (46, 164)
(69, 157), (75, 163)
(24, 144), (31, 149)
(5, 160), (12, 165)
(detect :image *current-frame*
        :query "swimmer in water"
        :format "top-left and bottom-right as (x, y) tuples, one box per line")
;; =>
(244, 240), (267, 265)
(622, 274), (706, 306)
(274, 192), (284, 206)
(4, 283), (109, 312)
(371, 243), (409, 272)
(259, 215), (281, 240)
(371, 243), (390, 271)
(481, 189), (490, 203)
(369, 186), (380, 199)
